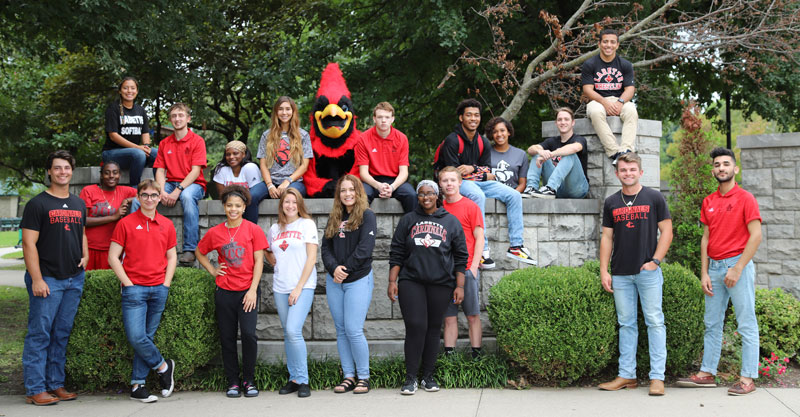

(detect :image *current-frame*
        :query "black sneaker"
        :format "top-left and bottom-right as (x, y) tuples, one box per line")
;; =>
(611, 149), (631, 166)
(279, 381), (299, 395)
(480, 256), (496, 270)
(131, 386), (158, 403)
(521, 186), (536, 199)
(400, 377), (417, 395)
(531, 186), (556, 199)
(420, 376), (440, 392)
(297, 383), (311, 398)
(158, 358), (175, 397)
(243, 381), (258, 398)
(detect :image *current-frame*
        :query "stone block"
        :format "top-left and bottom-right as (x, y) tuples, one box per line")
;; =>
(494, 213), (508, 228)
(740, 149), (763, 169)
(782, 146), (800, 161)
(550, 215), (584, 241)
(738, 132), (800, 149)
(364, 320), (405, 339)
(523, 214), (549, 228)
(638, 137), (660, 154)
(585, 215), (599, 239)
(772, 168), (796, 188)
(372, 239), (392, 260)
(767, 239), (800, 260)
(741, 169), (772, 196)
(259, 278), (277, 314)
(774, 189), (800, 210)
(780, 161), (796, 168)
(588, 168), (603, 188)
(392, 302), (404, 320)
(568, 241), (591, 267)
(767, 275), (800, 300)
(767, 224), (795, 239)
(312, 294), (335, 339)
(640, 154), (660, 187)
(536, 227), (550, 242)
(538, 242), (559, 267)
(783, 261), (800, 275)
(256, 313), (312, 340)
(756, 272), (769, 286)
(555, 242), (570, 266)
(760, 262), (783, 275)
(753, 242), (769, 263)
(376, 214), (393, 238)
(761, 210), (795, 224)
(523, 227), (538, 246)
(588, 152), (604, 169)
(756, 196), (774, 210)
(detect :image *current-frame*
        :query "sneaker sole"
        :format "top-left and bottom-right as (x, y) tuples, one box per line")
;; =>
(422, 386), (439, 392)
(506, 253), (537, 265)
(400, 390), (416, 395)
(479, 264), (496, 270)
(728, 389), (755, 396)
(131, 396), (158, 403)
(531, 193), (555, 199)
(521, 193), (534, 199)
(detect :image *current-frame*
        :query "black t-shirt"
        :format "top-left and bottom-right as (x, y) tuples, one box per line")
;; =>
(602, 186), (670, 275)
(20, 192), (86, 279)
(581, 55), (635, 98)
(103, 101), (150, 150)
(539, 134), (589, 183)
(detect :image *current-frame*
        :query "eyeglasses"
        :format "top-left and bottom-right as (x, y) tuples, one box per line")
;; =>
(417, 192), (437, 198)
(139, 193), (160, 201)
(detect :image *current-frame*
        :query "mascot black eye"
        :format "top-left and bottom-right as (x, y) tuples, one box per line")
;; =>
(341, 104), (350, 112)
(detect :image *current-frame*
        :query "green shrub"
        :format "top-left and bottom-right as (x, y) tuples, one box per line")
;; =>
(488, 266), (617, 384)
(733, 288), (800, 360)
(66, 268), (218, 390)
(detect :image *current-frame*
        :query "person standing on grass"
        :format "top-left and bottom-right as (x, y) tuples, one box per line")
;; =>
(109, 179), (177, 403)
(268, 188), (318, 398)
(388, 180), (468, 395)
(676, 147), (762, 396)
(80, 161), (137, 270)
(196, 185), (267, 399)
(439, 167), (485, 359)
(321, 175), (376, 394)
(21, 150), (87, 406)
(598, 152), (672, 397)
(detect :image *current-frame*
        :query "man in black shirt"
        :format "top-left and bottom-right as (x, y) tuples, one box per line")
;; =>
(524, 107), (589, 199)
(581, 28), (639, 164)
(598, 152), (672, 396)
(21, 150), (88, 406)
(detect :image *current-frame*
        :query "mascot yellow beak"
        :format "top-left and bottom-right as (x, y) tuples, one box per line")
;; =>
(314, 103), (353, 139)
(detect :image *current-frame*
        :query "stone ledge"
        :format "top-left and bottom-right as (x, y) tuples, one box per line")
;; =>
(541, 117), (662, 138)
(738, 133), (800, 149)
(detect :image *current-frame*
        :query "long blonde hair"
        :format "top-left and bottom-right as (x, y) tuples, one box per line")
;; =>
(324, 175), (369, 239)
(277, 188), (311, 231)
(264, 96), (303, 169)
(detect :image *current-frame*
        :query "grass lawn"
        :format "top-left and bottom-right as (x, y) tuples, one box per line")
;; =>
(1, 250), (22, 260)
(0, 264), (26, 271)
(0, 286), (27, 394)
(0, 231), (20, 248)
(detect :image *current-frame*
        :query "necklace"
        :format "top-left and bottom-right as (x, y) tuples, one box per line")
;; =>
(225, 221), (242, 243)
(101, 186), (118, 210)
(620, 188), (641, 207)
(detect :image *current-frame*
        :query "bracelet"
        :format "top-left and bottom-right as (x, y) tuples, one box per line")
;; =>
(457, 285), (464, 289)
(268, 184), (275, 189)
(389, 280), (396, 284)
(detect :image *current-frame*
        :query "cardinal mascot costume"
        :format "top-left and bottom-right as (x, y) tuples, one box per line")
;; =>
(303, 63), (361, 197)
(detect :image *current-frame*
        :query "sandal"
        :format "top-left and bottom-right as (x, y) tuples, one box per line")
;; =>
(353, 379), (370, 394)
(226, 384), (242, 398)
(243, 381), (259, 397)
(333, 378), (356, 393)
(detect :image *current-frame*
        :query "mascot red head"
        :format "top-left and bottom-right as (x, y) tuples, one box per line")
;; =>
(302, 63), (361, 197)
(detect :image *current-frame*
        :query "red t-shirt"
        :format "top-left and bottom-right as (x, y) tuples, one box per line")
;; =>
(442, 196), (484, 268)
(701, 183), (762, 260)
(111, 210), (177, 286)
(80, 184), (137, 250)
(196, 220), (269, 291)
(354, 126), (409, 178)
(154, 129), (208, 191)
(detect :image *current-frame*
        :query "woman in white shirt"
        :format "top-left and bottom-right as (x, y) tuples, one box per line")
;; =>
(267, 188), (318, 398)
(213, 140), (267, 224)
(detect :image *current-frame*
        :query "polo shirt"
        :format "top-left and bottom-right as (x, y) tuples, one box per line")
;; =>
(701, 183), (762, 260)
(354, 126), (409, 178)
(154, 129), (208, 191)
(111, 209), (177, 286)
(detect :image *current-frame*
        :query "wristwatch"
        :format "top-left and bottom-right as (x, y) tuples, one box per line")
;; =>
(618, 98), (625, 104)
(651, 258), (661, 266)
(176, 184), (185, 191)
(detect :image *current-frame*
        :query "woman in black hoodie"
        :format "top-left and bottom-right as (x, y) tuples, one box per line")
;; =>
(388, 180), (468, 395)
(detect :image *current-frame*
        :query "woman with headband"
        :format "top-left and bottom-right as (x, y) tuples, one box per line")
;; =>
(196, 185), (268, 398)
(387, 180), (468, 395)
(213, 141), (268, 224)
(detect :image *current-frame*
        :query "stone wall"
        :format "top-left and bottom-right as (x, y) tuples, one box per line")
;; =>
(739, 132), (800, 299)
(68, 117), (662, 359)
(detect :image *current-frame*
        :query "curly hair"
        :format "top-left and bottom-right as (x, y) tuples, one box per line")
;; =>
(324, 175), (369, 239)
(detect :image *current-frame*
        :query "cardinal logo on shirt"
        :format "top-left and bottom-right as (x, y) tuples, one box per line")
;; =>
(726, 204), (733, 212)
(421, 234), (435, 248)
(275, 139), (291, 167)
(64, 224), (70, 231)
(625, 221), (635, 229)
(338, 221), (348, 238)
(279, 240), (289, 251)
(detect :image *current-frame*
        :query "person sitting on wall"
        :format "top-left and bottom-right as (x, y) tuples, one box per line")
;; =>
(486, 117), (528, 194)
(524, 107), (590, 199)
(581, 28), (638, 165)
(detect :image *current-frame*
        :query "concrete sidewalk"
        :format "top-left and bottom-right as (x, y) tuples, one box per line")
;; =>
(1, 387), (798, 417)
(0, 246), (24, 288)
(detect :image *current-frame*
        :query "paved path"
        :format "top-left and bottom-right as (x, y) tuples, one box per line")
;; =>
(1, 387), (798, 417)
(0, 246), (24, 288)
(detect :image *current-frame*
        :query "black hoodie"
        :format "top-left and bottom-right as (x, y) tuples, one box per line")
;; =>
(321, 209), (376, 283)
(436, 123), (492, 174)
(389, 205), (468, 287)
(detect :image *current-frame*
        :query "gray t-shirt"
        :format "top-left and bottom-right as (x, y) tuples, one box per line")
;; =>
(490, 145), (529, 189)
(256, 128), (313, 185)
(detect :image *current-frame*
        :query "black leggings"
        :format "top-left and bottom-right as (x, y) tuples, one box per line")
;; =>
(215, 286), (260, 385)
(398, 279), (452, 379)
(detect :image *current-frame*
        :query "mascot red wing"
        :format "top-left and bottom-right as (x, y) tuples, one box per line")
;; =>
(303, 63), (361, 197)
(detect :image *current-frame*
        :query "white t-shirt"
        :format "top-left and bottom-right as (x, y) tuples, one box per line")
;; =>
(268, 218), (319, 293)
(212, 163), (264, 189)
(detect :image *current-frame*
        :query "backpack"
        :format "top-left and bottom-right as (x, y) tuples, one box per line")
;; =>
(432, 133), (484, 171)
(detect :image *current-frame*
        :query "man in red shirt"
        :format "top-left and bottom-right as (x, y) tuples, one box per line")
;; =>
(439, 166), (485, 358)
(153, 103), (207, 264)
(109, 179), (178, 403)
(677, 147), (762, 396)
(355, 102), (416, 213)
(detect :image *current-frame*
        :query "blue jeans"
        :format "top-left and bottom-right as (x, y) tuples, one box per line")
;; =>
(701, 255), (759, 379)
(164, 182), (204, 251)
(612, 267), (666, 380)
(526, 154), (589, 198)
(244, 182), (269, 224)
(326, 271), (374, 379)
(460, 180), (524, 247)
(274, 289), (314, 384)
(23, 271), (85, 396)
(121, 284), (169, 385)
(102, 147), (158, 186)
(268, 180), (307, 198)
